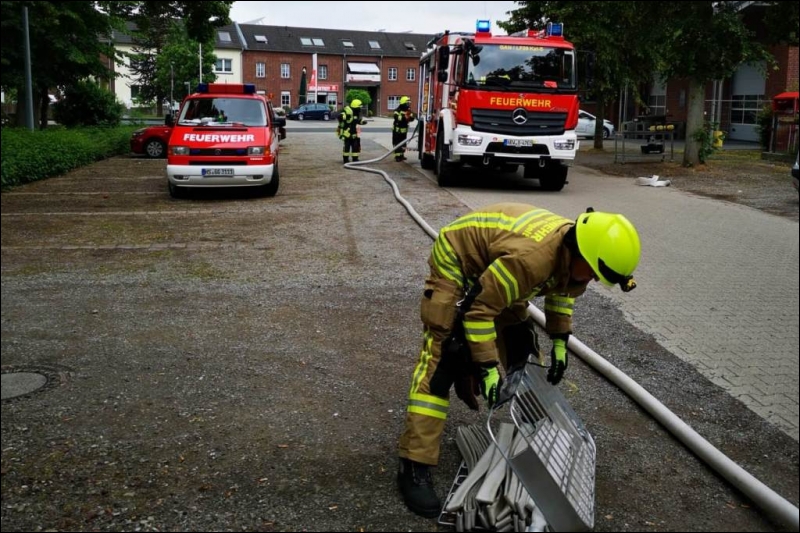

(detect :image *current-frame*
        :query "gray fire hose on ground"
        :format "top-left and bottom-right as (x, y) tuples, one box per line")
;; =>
(344, 124), (800, 531)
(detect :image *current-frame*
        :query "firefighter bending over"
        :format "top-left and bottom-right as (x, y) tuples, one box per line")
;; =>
(397, 202), (641, 518)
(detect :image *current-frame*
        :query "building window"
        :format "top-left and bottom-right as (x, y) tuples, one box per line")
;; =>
(342, 40), (354, 48)
(730, 94), (765, 125)
(300, 37), (313, 46)
(404, 42), (416, 51)
(281, 63), (290, 79)
(218, 31), (231, 42)
(254, 35), (268, 44)
(312, 38), (325, 46)
(319, 65), (328, 80)
(214, 58), (232, 73)
(368, 40), (381, 49)
(388, 67), (398, 81)
(281, 91), (291, 108)
(647, 95), (666, 116)
(406, 68), (415, 82)
(387, 96), (400, 110)
(256, 62), (265, 78)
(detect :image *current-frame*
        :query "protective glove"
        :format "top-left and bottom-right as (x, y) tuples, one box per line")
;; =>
(547, 335), (569, 385)
(479, 364), (503, 408)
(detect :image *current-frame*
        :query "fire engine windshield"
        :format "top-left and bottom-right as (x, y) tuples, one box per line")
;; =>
(177, 97), (268, 126)
(465, 45), (576, 92)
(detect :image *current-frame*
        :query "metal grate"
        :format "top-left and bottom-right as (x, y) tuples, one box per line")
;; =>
(472, 109), (567, 136)
(489, 364), (596, 531)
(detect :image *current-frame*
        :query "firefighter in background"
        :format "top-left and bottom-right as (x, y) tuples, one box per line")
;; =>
(396, 203), (641, 518)
(337, 99), (368, 163)
(392, 96), (416, 162)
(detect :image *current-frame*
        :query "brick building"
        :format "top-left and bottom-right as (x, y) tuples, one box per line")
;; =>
(236, 24), (433, 116)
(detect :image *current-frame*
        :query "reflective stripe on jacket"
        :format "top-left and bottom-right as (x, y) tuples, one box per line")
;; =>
(430, 202), (587, 364)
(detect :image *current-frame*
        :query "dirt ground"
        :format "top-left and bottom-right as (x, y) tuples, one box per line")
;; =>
(1, 134), (798, 532)
(575, 143), (798, 222)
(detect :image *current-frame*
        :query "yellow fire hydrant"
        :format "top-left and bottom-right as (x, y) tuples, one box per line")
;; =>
(712, 130), (724, 149)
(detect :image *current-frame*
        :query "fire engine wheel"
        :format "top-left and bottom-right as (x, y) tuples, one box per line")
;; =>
(435, 132), (454, 187)
(145, 139), (166, 159)
(523, 161), (568, 192)
(259, 161), (280, 197)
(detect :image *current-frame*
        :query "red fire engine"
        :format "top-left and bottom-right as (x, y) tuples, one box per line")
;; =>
(417, 21), (580, 190)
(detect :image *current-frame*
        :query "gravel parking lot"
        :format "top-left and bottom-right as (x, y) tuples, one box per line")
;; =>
(1, 132), (797, 532)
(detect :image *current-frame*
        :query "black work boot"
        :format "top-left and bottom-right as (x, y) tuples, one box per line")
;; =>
(352, 156), (359, 162)
(343, 157), (350, 164)
(397, 458), (441, 518)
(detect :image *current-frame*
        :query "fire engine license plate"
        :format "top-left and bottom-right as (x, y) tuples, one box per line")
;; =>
(202, 168), (234, 177)
(504, 139), (534, 147)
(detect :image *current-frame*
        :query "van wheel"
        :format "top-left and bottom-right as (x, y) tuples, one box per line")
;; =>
(168, 182), (187, 199)
(298, 114), (304, 121)
(323, 113), (330, 121)
(260, 162), (280, 197)
(603, 127), (611, 139)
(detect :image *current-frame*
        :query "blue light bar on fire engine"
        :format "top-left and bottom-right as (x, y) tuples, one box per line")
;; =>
(547, 22), (563, 37)
(476, 19), (491, 33)
(196, 83), (257, 94)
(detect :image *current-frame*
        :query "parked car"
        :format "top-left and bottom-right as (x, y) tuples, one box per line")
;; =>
(576, 110), (615, 139)
(792, 151), (799, 194)
(130, 123), (172, 158)
(287, 103), (332, 121)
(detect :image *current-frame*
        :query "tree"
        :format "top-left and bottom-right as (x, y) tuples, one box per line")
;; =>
(345, 89), (371, 111)
(127, 21), (217, 115)
(654, 2), (795, 166)
(121, 1), (231, 115)
(0, 1), (121, 129)
(499, 2), (666, 149)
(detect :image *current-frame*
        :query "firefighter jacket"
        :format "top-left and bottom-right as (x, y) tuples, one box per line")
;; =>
(430, 202), (588, 365)
(392, 104), (416, 134)
(337, 106), (366, 139)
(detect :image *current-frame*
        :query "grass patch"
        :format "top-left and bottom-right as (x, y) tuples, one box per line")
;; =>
(1, 125), (139, 189)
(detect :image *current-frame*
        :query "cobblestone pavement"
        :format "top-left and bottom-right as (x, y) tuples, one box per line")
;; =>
(376, 137), (799, 441)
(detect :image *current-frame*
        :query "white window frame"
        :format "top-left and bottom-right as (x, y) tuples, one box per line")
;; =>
(406, 68), (415, 82)
(256, 62), (266, 78)
(300, 37), (313, 46)
(387, 96), (400, 110)
(730, 94), (766, 125)
(281, 63), (290, 79)
(319, 65), (328, 80)
(368, 40), (381, 49)
(281, 91), (291, 108)
(388, 67), (398, 81)
(214, 58), (232, 73)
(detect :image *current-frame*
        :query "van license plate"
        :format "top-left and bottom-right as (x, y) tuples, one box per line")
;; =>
(504, 139), (534, 147)
(202, 168), (234, 177)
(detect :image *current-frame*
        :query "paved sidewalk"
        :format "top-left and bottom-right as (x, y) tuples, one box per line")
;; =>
(369, 131), (800, 441)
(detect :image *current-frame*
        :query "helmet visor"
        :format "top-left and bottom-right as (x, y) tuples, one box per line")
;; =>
(597, 258), (626, 285)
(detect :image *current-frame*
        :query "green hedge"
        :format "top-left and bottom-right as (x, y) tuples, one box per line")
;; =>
(1, 126), (139, 188)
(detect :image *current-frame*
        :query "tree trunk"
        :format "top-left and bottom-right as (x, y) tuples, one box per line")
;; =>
(593, 98), (606, 150)
(683, 79), (705, 167)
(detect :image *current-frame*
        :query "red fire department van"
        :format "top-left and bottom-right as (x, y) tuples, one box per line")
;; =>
(166, 83), (283, 198)
(418, 21), (580, 191)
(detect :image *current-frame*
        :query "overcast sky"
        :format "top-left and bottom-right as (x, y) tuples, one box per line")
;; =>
(229, 1), (518, 35)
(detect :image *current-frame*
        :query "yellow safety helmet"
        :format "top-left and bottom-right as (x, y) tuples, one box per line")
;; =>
(575, 209), (641, 287)
(399, 96), (410, 105)
(350, 99), (362, 109)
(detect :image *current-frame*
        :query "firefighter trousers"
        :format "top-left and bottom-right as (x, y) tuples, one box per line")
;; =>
(398, 269), (533, 466)
(342, 136), (361, 161)
(392, 131), (407, 160)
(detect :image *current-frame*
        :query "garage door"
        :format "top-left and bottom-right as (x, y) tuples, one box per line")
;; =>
(729, 63), (766, 142)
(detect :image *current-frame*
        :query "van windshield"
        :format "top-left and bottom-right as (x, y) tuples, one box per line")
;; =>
(178, 97), (268, 126)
